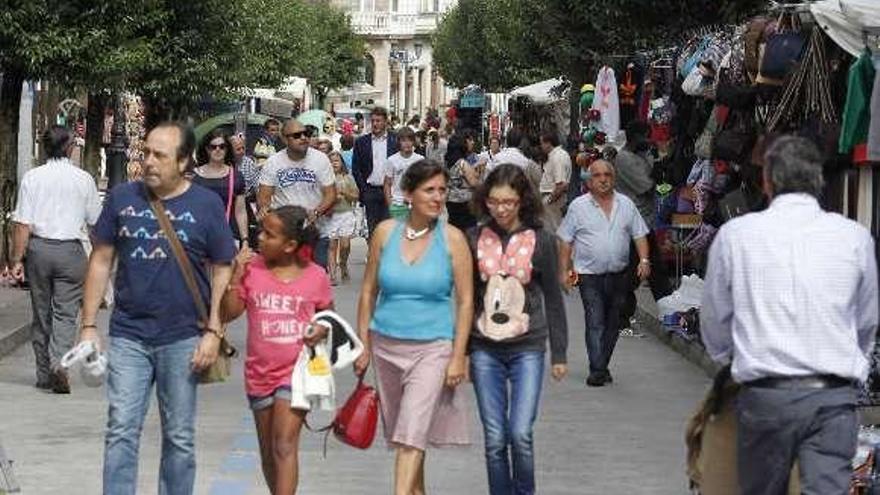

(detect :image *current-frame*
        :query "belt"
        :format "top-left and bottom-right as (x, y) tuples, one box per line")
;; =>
(745, 375), (854, 390)
(30, 235), (81, 244)
(365, 184), (384, 189)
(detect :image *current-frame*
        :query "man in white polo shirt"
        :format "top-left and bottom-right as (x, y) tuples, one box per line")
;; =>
(10, 126), (102, 393)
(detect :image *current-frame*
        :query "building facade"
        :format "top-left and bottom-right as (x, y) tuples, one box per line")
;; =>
(329, 0), (455, 121)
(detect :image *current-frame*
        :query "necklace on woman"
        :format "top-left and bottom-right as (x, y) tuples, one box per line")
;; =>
(405, 223), (431, 241)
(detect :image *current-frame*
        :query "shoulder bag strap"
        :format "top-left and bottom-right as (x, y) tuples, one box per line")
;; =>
(225, 168), (235, 222)
(147, 189), (209, 325)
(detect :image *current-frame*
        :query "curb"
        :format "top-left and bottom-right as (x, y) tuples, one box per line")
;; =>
(0, 323), (29, 360)
(634, 305), (720, 379)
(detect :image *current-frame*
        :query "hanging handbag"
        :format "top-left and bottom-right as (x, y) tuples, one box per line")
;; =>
(147, 188), (237, 384)
(757, 12), (805, 86)
(333, 377), (379, 449)
(307, 376), (380, 456)
(713, 109), (755, 164)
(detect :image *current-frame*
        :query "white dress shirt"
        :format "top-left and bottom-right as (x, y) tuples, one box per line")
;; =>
(701, 194), (879, 383)
(491, 147), (532, 170)
(12, 158), (102, 241)
(540, 146), (572, 193)
(367, 133), (388, 186)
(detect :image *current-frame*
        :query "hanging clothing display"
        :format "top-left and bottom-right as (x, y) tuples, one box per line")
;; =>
(868, 60), (880, 162)
(839, 50), (875, 154)
(591, 66), (621, 143)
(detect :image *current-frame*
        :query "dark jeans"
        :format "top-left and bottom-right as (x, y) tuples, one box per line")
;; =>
(25, 237), (87, 382)
(578, 271), (628, 374)
(736, 385), (858, 495)
(619, 231), (672, 330)
(314, 236), (330, 269)
(361, 185), (388, 237)
(470, 350), (544, 495)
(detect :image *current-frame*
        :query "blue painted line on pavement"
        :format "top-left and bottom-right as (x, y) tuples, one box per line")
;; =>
(220, 450), (259, 473)
(209, 479), (251, 495)
(231, 433), (259, 451)
(209, 414), (261, 495)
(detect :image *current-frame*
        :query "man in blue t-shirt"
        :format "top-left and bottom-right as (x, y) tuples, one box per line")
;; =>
(79, 122), (236, 495)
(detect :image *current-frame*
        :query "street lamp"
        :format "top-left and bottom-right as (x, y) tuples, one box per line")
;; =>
(105, 97), (129, 189)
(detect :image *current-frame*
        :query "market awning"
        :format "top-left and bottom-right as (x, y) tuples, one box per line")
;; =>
(811, 0), (880, 57)
(507, 78), (568, 105)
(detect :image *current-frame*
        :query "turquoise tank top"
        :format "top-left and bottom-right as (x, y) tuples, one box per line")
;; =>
(371, 220), (454, 341)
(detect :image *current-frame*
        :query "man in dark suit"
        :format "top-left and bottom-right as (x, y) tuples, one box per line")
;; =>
(352, 106), (399, 237)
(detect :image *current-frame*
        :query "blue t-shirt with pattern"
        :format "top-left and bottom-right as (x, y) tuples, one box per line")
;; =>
(94, 182), (236, 345)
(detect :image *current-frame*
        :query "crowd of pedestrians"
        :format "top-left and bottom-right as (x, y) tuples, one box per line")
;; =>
(6, 106), (878, 495)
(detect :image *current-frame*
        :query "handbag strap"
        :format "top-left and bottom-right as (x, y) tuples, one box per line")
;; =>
(225, 168), (234, 222)
(147, 186), (209, 324)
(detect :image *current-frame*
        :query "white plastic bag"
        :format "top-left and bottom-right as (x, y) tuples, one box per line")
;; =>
(657, 274), (705, 318)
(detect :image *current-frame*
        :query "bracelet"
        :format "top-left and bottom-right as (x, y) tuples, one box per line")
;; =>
(82, 324), (98, 329)
(225, 284), (241, 293)
(639, 258), (650, 265)
(203, 327), (225, 340)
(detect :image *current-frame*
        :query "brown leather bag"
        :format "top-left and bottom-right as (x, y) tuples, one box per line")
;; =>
(147, 188), (237, 384)
(686, 367), (800, 494)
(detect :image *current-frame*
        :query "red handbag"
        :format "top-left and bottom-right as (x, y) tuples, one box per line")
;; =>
(308, 377), (380, 455)
(333, 377), (379, 449)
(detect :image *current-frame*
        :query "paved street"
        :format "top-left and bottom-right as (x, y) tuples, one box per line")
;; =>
(0, 240), (708, 494)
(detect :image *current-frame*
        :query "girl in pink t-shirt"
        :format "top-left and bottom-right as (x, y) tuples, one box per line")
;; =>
(222, 205), (333, 494)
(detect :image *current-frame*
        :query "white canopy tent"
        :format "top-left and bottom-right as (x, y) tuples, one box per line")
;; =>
(811, 0), (880, 57)
(506, 77), (568, 105)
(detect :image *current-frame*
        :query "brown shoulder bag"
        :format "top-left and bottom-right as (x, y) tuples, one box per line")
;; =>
(147, 189), (237, 384)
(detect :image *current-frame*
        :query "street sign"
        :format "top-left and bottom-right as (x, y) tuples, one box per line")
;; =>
(460, 92), (485, 109)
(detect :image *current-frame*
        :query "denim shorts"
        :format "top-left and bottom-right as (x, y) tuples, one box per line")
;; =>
(247, 385), (292, 411)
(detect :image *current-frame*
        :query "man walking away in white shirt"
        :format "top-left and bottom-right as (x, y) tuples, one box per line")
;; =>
(702, 136), (879, 495)
(493, 129), (543, 192)
(539, 131), (572, 232)
(10, 126), (102, 393)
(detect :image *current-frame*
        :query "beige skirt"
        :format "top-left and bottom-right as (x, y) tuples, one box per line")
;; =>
(371, 331), (471, 450)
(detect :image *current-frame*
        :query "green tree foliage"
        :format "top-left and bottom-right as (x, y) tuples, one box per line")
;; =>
(0, 0), (363, 261)
(434, 0), (766, 92)
(432, 0), (552, 92)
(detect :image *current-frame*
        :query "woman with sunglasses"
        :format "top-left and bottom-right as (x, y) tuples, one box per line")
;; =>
(467, 163), (568, 495)
(193, 129), (249, 246)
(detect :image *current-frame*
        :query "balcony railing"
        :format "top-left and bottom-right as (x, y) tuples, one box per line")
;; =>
(349, 11), (440, 37)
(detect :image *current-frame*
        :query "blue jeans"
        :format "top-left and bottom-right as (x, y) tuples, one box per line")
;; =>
(103, 336), (200, 495)
(314, 236), (330, 269)
(470, 350), (545, 495)
(578, 272), (627, 374)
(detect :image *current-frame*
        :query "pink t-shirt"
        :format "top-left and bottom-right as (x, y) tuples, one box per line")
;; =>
(239, 256), (333, 397)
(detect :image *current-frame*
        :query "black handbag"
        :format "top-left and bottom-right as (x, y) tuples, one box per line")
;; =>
(715, 83), (757, 110)
(713, 110), (754, 163)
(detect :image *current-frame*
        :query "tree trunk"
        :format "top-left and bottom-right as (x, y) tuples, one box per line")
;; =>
(83, 93), (108, 179)
(0, 70), (25, 264)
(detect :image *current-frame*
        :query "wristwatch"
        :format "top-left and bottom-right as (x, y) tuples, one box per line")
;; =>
(639, 258), (650, 265)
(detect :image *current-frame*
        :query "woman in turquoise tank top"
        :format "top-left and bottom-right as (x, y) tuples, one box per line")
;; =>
(356, 159), (475, 494)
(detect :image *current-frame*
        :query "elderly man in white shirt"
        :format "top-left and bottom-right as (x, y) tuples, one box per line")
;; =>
(10, 126), (102, 394)
(702, 136), (879, 495)
(557, 159), (650, 387)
